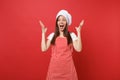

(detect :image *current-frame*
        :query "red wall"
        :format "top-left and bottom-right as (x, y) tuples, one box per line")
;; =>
(0, 0), (120, 80)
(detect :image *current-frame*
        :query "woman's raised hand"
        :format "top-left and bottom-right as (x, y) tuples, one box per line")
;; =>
(39, 20), (47, 33)
(75, 20), (84, 33)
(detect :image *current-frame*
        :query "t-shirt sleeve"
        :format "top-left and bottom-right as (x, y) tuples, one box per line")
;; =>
(47, 32), (54, 41)
(70, 32), (78, 42)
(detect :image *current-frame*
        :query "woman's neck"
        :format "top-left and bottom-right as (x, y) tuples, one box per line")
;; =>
(59, 31), (64, 37)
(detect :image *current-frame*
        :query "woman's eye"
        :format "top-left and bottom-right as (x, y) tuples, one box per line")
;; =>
(58, 19), (61, 21)
(58, 18), (66, 22)
(63, 19), (66, 21)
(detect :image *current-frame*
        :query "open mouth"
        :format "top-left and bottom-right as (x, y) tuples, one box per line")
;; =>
(60, 24), (64, 28)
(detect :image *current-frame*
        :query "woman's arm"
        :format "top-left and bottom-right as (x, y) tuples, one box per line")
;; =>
(39, 21), (51, 52)
(41, 33), (51, 52)
(73, 20), (84, 52)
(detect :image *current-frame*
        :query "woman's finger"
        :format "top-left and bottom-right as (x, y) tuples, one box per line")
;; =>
(39, 20), (45, 28)
(79, 20), (84, 27)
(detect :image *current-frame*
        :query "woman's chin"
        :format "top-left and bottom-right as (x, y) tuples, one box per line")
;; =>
(59, 29), (64, 32)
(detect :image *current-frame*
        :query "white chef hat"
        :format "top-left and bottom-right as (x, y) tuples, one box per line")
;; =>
(56, 10), (72, 26)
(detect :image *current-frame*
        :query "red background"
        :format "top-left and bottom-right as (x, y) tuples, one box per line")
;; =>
(0, 0), (120, 80)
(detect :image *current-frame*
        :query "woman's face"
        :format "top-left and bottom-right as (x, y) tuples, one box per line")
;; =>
(57, 15), (67, 32)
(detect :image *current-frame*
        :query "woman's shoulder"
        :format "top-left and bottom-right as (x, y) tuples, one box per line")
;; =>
(69, 32), (77, 41)
(70, 32), (76, 36)
(47, 32), (55, 41)
(49, 32), (55, 35)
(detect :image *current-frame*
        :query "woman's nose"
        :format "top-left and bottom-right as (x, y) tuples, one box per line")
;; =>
(59, 20), (64, 23)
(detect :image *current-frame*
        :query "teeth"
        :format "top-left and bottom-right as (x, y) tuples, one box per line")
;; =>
(60, 25), (64, 27)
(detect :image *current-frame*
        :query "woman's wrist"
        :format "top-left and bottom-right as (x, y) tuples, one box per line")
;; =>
(42, 32), (46, 36)
(77, 31), (81, 38)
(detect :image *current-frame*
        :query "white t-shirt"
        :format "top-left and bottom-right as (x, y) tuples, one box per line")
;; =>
(47, 32), (78, 42)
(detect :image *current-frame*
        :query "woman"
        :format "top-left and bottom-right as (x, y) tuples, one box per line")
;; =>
(40, 10), (84, 80)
